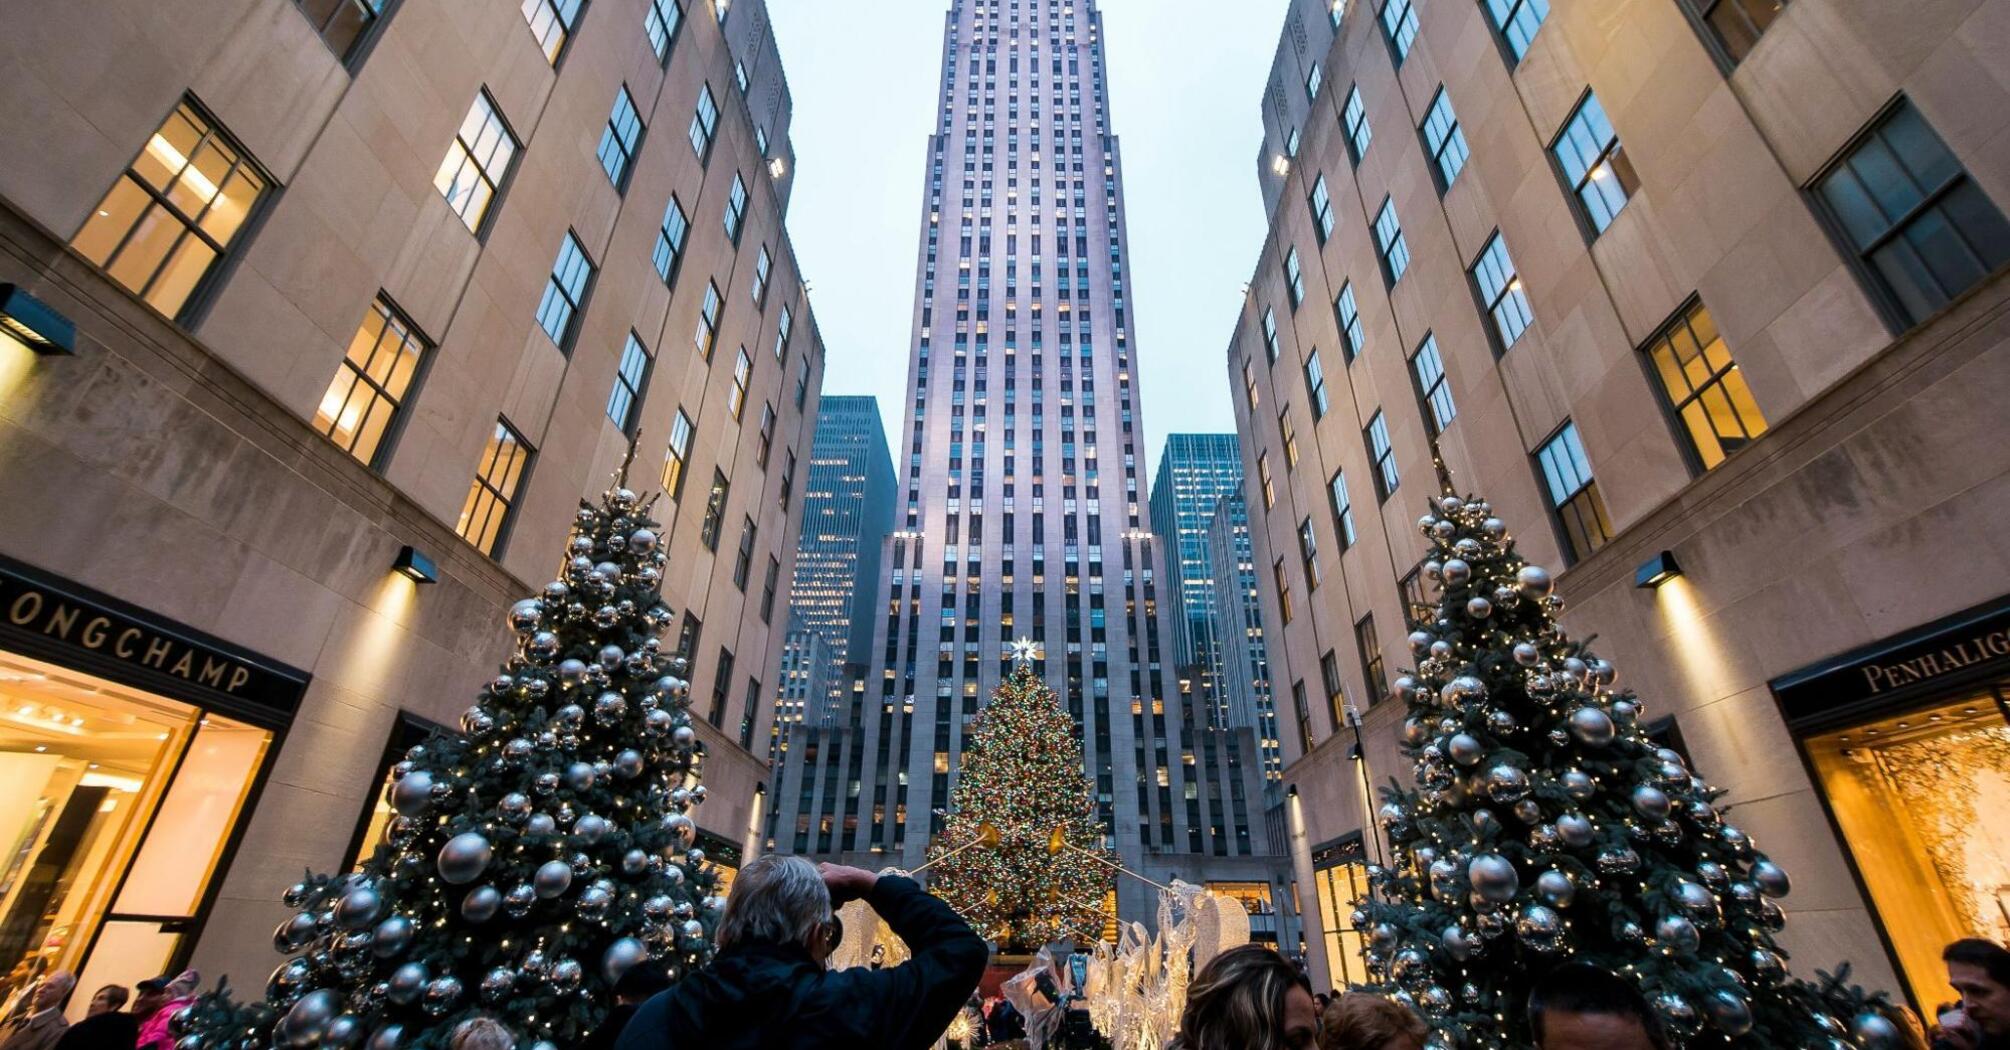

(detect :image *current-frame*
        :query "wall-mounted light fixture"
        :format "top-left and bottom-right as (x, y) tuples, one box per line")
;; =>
(0, 284), (75, 356)
(1286, 783), (1299, 799)
(393, 545), (438, 584)
(1634, 550), (1682, 589)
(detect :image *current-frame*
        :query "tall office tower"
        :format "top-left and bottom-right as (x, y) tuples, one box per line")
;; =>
(789, 395), (898, 664)
(1235, 0), (2010, 1000)
(1149, 433), (1247, 726)
(771, 609), (842, 756)
(1203, 491), (1281, 784)
(768, 0), (1281, 921)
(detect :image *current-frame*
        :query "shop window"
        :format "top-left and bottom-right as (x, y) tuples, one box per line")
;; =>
(0, 651), (270, 1013)
(1312, 835), (1372, 987)
(345, 712), (447, 870)
(1803, 683), (2010, 1011)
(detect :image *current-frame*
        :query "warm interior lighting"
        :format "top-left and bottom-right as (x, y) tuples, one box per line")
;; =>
(1634, 549), (1682, 588)
(1271, 154), (1290, 177)
(767, 157), (786, 179)
(393, 545), (438, 584)
(0, 284), (77, 356)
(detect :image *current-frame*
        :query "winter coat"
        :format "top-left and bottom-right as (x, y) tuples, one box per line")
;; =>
(615, 874), (988, 1050)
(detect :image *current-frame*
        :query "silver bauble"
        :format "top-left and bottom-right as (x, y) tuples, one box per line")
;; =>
(1656, 914), (1701, 952)
(389, 770), (434, 817)
(554, 703), (586, 728)
(1686, 799), (1720, 828)
(1561, 769), (1595, 801)
(566, 761), (598, 790)
(1513, 641), (1541, 666)
(1467, 596), (1493, 619)
(1441, 558), (1471, 586)
(1516, 904), (1563, 949)
(1512, 798), (1542, 824)
(1696, 861), (1728, 889)
(1749, 948), (1786, 983)
(615, 749), (646, 778)
(1655, 993), (1701, 1038)
(573, 814), (612, 847)
(526, 631), (560, 661)
(1439, 675), (1486, 708)
(603, 937), (649, 982)
(422, 975), (462, 1016)
(499, 792), (532, 823)
(508, 598), (544, 633)
(1447, 733), (1483, 767)
(500, 882), (535, 918)
(576, 883), (614, 920)
(1610, 699), (1638, 723)
(1675, 880), (1719, 922)
(1630, 785), (1672, 821)
(1488, 708), (1518, 733)
(324, 1014), (366, 1049)
(665, 813), (699, 846)
(1597, 846), (1641, 873)
(479, 967), (514, 1004)
(1752, 858), (1791, 898)
(460, 885), (502, 923)
(549, 957), (584, 994)
(622, 849), (651, 877)
(371, 914), (414, 958)
(460, 706), (496, 737)
(1408, 630), (1434, 653)
(1485, 764), (1530, 803)
(1468, 853), (1520, 903)
(1516, 564), (1553, 597)
(524, 811), (557, 836)
(1567, 707), (1616, 747)
(275, 911), (319, 953)
(534, 859), (574, 898)
(1535, 870), (1576, 907)
(1401, 718), (1431, 747)
(436, 832), (493, 884)
(1441, 925), (1472, 962)
(367, 1023), (405, 1050)
(280, 988), (342, 1044)
(672, 724), (698, 748)
(1391, 947), (1430, 984)
(386, 962), (427, 1005)
(1852, 1012), (1904, 1050)
(1704, 988), (1754, 1036)
(1429, 858), (1462, 901)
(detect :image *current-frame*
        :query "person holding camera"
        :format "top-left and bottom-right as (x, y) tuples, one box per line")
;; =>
(1936, 939), (2010, 1050)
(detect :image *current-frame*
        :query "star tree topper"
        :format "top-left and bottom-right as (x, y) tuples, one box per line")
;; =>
(1007, 636), (1045, 666)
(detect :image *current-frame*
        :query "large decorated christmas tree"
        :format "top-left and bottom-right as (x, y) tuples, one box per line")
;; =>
(1356, 492), (1902, 1049)
(926, 653), (1114, 950)
(180, 476), (722, 1049)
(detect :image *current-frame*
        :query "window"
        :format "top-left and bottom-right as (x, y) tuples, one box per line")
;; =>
(1257, 451), (1276, 509)
(1681, 0), (1787, 65)
(1305, 63), (1323, 101)
(760, 555), (780, 622)
(729, 348), (753, 420)
(1304, 351), (1330, 419)
(1243, 358), (1261, 410)
(1309, 176), (1336, 242)
(1298, 517), (1321, 590)
(733, 516), (757, 590)
(778, 447), (796, 510)
(607, 332), (651, 433)
(1285, 126), (1301, 159)
(724, 173), (749, 242)
(1411, 334), (1455, 434)
(755, 403), (776, 467)
(1483, 0), (1549, 62)
(735, 59), (750, 93)
(456, 419), (532, 556)
(1314, 840), (1374, 987)
(751, 245), (772, 306)
(597, 88), (644, 190)
(689, 85), (720, 159)
(313, 295), (426, 467)
(654, 196), (690, 284)
(645, 0), (684, 62)
(1281, 409), (1300, 468)
(1342, 86), (1372, 164)
(1380, 0), (1420, 63)
(1328, 470), (1356, 549)
(1335, 283), (1364, 361)
(1292, 681), (1312, 752)
(1284, 247), (1306, 309)
(536, 232), (594, 351)
(431, 92), (518, 234)
(1554, 92), (1638, 235)
(296, 0), (388, 63)
(773, 305), (793, 361)
(1536, 421), (1614, 561)
(1814, 99), (2010, 327)
(695, 281), (722, 359)
(1274, 558), (1294, 625)
(662, 408), (694, 497)
(1400, 562), (1433, 628)
(700, 469), (730, 550)
(1355, 614), (1388, 704)
(72, 101), (270, 321)
(1645, 299), (1768, 471)
(521, 0), (583, 64)
(1320, 650), (1344, 715)
(1365, 410), (1398, 500)
(1372, 198), (1408, 285)
(709, 646), (734, 727)
(1262, 308), (1281, 364)
(1421, 88), (1470, 190)
(1472, 232), (1534, 350)
(794, 355), (811, 410)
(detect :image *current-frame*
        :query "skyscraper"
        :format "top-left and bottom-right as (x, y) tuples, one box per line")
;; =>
(788, 395), (896, 666)
(1149, 433), (1246, 725)
(1203, 490), (1281, 784)
(769, 0), (1281, 923)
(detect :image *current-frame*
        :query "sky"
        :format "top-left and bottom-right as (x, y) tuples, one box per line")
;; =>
(765, 0), (1281, 483)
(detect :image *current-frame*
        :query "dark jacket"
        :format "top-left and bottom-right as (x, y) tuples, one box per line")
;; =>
(578, 1003), (637, 1050)
(615, 874), (987, 1050)
(54, 1013), (137, 1050)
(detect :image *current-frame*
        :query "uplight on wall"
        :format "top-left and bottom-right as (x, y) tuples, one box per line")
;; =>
(0, 284), (75, 356)
(1634, 550), (1682, 589)
(393, 545), (438, 584)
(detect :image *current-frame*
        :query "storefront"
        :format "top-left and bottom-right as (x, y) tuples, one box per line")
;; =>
(1310, 834), (1370, 989)
(1775, 595), (2010, 1013)
(0, 555), (305, 1019)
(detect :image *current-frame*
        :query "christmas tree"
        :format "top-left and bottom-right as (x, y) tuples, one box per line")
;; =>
(180, 476), (722, 1049)
(1356, 492), (1904, 1049)
(926, 654), (1114, 951)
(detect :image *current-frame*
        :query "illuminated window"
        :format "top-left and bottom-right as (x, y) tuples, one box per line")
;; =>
(607, 332), (651, 434)
(1309, 175), (1335, 242)
(71, 100), (269, 322)
(1335, 283), (1364, 361)
(1298, 517), (1320, 591)
(1292, 681), (1313, 752)
(1536, 421), (1613, 562)
(431, 92), (517, 234)
(645, 0), (684, 62)
(597, 87), (645, 190)
(1280, 409), (1299, 469)
(536, 232), (594, 352)
(1314, 839), (1373, 985)
(295, 0), (388, 63)
(662, 408), (693, 498)
(521, 0), (583, 64)
(1342, 86), (1371, 164)
(700, 470), (730, 551)
(1355, 614), (1387, 703)
(1373, 198), (1408, 285)
(1257, 452), (1275, 509)
(1399, 561), (1432, 628)
(1421, 88), (1469, 190)
(1644, 299), (1768, 471)
(1365, 411), (1398, 500)
(1328, 470), (1355, 549)
(695, 281), (722, 359)
(1243, 359), (1261, 411)
(1483, 0), (1549, 62)
(1380, 0), (1419, 62)
(1680, 0), (1787, 65)
(1273, 558), (1294, 625)
(456, 419), (532, 556)
(689, 84), (720, 160)
(729, 347), (752, 421)
(1410, 334), (1455, 434)
(1553, 92), (1637, 236)
(1473, 232), (1533, 350)
(313, 295), (427, 468)
(1320, 650), (1344, 712)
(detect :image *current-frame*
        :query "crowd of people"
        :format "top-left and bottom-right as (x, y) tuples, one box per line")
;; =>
(0, 968), (200, 1050)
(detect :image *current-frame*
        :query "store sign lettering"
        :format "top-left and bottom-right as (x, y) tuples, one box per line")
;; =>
(7, 591), (255, 692)
(1861, 628), (2010, 694)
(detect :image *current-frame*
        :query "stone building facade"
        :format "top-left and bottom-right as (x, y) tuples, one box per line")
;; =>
(0, 0), (821, 1011)
(1232, 0), (2010, 1009)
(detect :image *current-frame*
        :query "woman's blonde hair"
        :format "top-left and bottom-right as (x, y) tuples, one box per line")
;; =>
(1167, 945), (1311, 1050)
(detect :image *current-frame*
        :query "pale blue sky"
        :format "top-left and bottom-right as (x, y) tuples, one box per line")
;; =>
(766, 0), (1282, 481)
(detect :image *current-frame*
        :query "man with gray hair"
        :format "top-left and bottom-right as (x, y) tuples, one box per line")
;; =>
(0, 971), (73, 1050)
(616, 857), (986, 1049)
